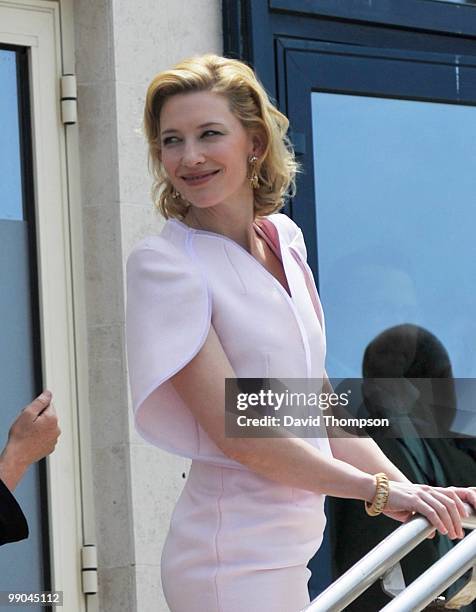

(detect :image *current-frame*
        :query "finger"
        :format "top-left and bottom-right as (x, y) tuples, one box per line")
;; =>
(414, 496), (448, 537)
(418, 488), (459, 537)
(443, 488), (469, 521)
(427, 528), (436, 540)
(463, 487), (476, 508)
(33, 403), (56, 422)
(27, 390), (52, 416)
(38, 402), (57, 417)
(422, 490), (462, 539)
(431, 490), (464, 538)
(35, 407), (59, 428)
(453, 488), (476, 513)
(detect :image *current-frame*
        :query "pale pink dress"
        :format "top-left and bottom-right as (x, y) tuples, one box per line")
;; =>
(126, 213), (331, 612)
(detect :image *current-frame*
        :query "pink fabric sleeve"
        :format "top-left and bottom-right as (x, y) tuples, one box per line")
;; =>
(125, 238), (211, 457)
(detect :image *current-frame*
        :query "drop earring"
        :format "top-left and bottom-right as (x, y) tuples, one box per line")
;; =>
(248, 155), (259, 189)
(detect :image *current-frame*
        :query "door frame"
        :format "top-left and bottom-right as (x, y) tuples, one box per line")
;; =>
(0, 2), (96, 610)
(275, 38), (476, 280)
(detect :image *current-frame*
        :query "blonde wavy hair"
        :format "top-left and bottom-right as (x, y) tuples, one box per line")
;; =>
(143, 54), (300, 219)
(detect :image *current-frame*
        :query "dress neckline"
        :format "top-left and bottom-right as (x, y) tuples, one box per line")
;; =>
(168, 216), (292, 299)
(169, 216), (273, 247)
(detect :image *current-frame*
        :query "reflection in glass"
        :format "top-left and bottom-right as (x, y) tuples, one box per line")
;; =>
(0, 49), (23, 220)
(311, 93), (476, 392)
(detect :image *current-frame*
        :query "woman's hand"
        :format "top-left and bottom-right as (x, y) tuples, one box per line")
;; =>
(382, 482), (476, 539)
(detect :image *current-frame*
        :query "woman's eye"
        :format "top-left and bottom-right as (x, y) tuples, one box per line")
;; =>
(162, 131), (222, 146)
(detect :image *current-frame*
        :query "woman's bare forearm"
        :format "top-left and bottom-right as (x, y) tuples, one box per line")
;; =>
(328, 436), (411, 484)
(226, 433), (377, 501)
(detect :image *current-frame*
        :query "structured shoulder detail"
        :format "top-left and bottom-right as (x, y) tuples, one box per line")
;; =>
(269, 213), (301, 241)
(126, 230), (190, 269)
(288, 227), (307, 262)
(125, 233), (211, 459)
(269, 213), (307, 261)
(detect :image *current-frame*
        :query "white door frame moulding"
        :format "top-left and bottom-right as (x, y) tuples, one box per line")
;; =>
(55, 0), (100, 606)
(0, 2), (97, 610)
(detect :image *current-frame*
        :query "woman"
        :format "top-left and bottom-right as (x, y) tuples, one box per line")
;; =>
(126, 54), (476, 611)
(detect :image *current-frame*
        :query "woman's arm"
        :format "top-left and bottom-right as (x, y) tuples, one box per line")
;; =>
(329, 436), (411, 484)
(170, 325), (475, 538)
(171, 325), (376, 502)
(322, 374), (412, 483)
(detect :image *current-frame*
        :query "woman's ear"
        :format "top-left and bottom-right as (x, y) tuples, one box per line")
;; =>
(251, 129), (267, 158)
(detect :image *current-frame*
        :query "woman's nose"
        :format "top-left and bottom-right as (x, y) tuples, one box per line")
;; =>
(182, 140), (206, 165)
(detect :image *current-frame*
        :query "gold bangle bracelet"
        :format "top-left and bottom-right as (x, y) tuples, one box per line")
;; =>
(365, 472), (390, 517)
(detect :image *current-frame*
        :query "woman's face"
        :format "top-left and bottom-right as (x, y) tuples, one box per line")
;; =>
(159, 90), (260, 210)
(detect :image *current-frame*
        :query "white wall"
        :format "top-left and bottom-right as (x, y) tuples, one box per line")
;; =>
(73, 1), (222, 609)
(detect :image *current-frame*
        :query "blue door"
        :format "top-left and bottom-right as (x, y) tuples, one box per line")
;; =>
(0, 46), (49, 604)
(225, 0), (476, 598)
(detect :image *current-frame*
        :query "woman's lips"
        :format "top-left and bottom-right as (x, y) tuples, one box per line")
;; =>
(182, 170), (220, 186)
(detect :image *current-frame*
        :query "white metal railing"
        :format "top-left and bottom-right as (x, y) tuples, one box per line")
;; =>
(302, 504), (476, 612)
